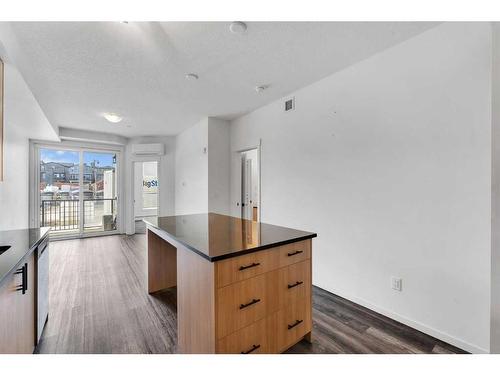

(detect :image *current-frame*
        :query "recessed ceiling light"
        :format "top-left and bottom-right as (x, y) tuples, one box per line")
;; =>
(229, 21), (247, 34)
(185, 73), (199, 80)
(103, 113), (123, 123)
(120, 21), (129, 24)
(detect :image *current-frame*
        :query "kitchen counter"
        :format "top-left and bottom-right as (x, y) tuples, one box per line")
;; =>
(144, 213), (317, 262)
(144, 213), (316, 353)
(0, 227), (49, 287)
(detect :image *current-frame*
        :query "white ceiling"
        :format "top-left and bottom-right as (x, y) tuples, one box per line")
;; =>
(6, 22), (438, 137)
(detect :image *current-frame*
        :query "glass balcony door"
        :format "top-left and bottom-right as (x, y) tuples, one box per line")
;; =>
(82, 151), (117, 233)
(38, 146), (119, 238)
(39, 148), (80, 236)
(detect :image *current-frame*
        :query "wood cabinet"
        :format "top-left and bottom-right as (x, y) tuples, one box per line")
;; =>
(0, 253), (36, 354)
(215, 241), (312, 353)
(147, 220), (315, 354)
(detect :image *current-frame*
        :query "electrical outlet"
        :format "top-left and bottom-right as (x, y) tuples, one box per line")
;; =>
(391, 277), (402, 292)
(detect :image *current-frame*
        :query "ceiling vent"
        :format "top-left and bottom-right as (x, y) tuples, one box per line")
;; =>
(284, 97), (295, 112)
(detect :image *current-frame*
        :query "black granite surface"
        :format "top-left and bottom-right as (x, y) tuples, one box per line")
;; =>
(144, 213), (317, 262)
(0, 227), (50, 286)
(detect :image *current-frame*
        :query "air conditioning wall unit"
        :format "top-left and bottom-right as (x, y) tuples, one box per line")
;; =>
(131, 143), (165, 156)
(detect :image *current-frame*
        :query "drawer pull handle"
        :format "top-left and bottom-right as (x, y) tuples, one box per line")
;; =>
(241, 344), (261, 354)
(287, 250), (303, 257)
(288, 319), (303, 330)
(287, 281), (304, 289)
(14, 263), (28, 295)
(239, 262), (260, 271)
(240, 298), (261, 309)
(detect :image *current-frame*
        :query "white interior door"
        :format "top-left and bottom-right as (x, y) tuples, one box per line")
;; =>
(134, 162), (143, 218)
(239, 148), (260, 221)
(241, 155), (253, 220)
(134, 161), (158, 218)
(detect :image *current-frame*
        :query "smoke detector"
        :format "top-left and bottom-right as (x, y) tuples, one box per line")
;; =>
(185, 73), (199, 81)
(255, 85), (269, 93)
(229, 21), (247, 34)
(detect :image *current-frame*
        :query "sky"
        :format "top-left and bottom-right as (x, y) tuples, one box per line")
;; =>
(40, 149), (115, 167)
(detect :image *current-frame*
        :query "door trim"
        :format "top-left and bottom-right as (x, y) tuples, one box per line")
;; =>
(235, 144), (261, 222)
(129, 156), (162, 235)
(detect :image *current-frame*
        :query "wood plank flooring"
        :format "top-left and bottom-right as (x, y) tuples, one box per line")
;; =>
(36, 234), (467, 354)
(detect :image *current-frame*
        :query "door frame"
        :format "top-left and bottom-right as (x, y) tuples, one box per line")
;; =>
(235, 144), (261, 222)
(29, 140), (124, 239)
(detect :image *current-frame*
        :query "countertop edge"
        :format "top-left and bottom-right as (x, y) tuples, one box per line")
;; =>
(145, 221), (317, 262)
(0, 229), (50, 288)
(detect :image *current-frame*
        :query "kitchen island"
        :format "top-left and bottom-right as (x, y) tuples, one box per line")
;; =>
(144, 213), (317, 354)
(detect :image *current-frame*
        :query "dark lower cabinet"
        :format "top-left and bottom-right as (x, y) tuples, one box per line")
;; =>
(0, 253), (36, 353)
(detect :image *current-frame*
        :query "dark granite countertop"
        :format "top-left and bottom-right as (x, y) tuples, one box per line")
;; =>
(0, 227), (50, 286)
(144, 213), (317, 262)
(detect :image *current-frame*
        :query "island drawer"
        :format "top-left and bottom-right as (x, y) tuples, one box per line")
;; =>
(278, 240), (311, 268)
(216, 317), (271, 354)
(216, 248), (279, 288)
(217, 270), (280, 339)
(278, 259), (311, 308)
(275, 297), (312, 352)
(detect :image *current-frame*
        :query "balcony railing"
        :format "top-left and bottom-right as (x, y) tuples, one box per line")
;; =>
(40, 198), (117, 233)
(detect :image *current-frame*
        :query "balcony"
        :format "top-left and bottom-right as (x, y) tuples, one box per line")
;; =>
(40, 198), (117, 235)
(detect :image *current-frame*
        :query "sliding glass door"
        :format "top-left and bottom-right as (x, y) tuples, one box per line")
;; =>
(82, 151), (117, 233)
(38, 146), (119, 238)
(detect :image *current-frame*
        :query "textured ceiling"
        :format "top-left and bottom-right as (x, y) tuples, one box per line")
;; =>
(6, 22), (439, 137)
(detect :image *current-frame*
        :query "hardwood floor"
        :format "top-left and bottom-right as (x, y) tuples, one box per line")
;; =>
(36, 234), (467, 354)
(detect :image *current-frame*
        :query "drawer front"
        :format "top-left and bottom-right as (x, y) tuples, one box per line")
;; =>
(217, 318), (269, 354)
(279, 259), (311, 308)
(217, 270), (280, 339)
(278, 240), (311, 268)
(216, 249), (279, 288)
(275, 298), (312, 352)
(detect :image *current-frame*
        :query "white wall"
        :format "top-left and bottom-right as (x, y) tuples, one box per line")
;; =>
(175, 117), (230, 215)
(491, 22), (500, 354)
(208, 118), (230, 214)
(230, 23), (492, 353)
(175, 118), (209, 215)
(125, 136), (175, 234)
(0, 60), (59, 230)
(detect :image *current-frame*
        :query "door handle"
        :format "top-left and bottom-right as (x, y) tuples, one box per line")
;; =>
(287, 250), (303, 257)
(287, 281), (304, 289)
(240, 298), (261, 309)
(239, 262), (260, 271)
(241, 344), (260, 354)
(287, 319), (303, 330)
(14, 263), (28, 294)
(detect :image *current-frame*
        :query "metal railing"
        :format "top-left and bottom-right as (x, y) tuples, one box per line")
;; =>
(40, 198), (117, 233)
(83, 198), (116, 231)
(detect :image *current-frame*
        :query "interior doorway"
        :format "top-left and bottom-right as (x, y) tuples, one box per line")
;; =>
(133, 161), (159, 232)
(239, 148), (260, 221)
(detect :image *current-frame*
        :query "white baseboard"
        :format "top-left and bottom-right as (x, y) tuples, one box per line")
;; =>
(314, 283), (489, 354)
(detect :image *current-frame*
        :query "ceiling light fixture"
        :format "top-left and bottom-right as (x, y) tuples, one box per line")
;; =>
(103, 113), (123, 123)
(185, 73), (199, 80)
(229, 21), (247, 34)
(120, 21), (129, 24)
(255, 85), (268, 93)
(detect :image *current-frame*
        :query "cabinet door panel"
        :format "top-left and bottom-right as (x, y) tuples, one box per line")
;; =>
(217, 270), (280, 338)
(0, 253), (35, 354)
(278, 259), (311, 309)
